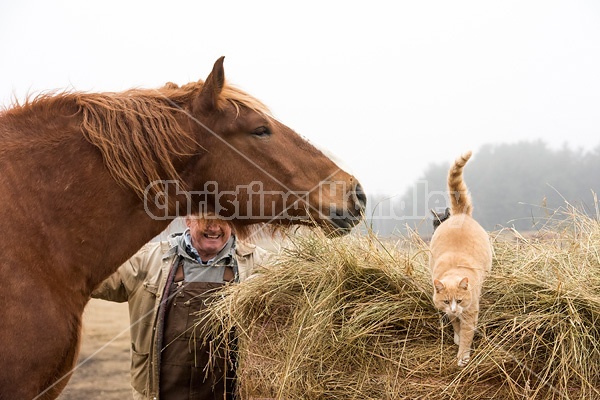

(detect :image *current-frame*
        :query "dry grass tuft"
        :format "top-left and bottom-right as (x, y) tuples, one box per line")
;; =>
(201, 205), (600, 399)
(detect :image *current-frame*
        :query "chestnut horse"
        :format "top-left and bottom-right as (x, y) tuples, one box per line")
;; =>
(0, 57), (366, 399)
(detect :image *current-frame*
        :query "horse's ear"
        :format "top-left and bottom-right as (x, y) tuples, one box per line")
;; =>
(194, 56), (226, 112)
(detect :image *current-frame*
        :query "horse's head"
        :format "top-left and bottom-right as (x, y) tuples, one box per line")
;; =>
(176, 57), (366, 235)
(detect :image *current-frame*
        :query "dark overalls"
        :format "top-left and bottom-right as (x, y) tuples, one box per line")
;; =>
(159, 250), (237, 400)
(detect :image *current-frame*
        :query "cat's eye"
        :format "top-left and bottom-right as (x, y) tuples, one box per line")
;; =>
(456, 300), (462, 304)
(443, 300), (450, 304)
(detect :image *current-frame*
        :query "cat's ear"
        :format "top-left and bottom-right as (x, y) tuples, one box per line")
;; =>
(459, 277), (469, 290)
(434, 279), (445, 293)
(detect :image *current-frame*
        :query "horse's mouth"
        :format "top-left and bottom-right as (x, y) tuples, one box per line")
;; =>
(325, 208), (364, 236)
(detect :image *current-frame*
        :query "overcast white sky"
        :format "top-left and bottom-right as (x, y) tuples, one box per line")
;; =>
(2, 1), (599, 196)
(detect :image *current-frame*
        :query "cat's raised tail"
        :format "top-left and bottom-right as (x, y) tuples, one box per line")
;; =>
(448, 151), (473, 216)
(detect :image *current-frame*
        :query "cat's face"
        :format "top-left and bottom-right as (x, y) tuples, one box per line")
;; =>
(433, 277), (472, 316)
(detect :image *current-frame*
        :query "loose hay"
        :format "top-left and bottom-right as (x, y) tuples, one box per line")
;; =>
(200, 206), (600, 399)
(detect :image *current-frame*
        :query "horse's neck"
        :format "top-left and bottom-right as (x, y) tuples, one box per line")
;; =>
(0, 132), (172, 297)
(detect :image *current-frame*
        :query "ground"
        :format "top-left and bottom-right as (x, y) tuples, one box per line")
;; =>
(58, 299), (132, 399)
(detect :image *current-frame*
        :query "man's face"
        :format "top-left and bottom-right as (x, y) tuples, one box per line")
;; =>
(186, 217), (233, 260)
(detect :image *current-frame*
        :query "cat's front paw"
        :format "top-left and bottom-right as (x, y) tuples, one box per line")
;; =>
(457, 354), (470, 367)
(454, 333), (460, 346)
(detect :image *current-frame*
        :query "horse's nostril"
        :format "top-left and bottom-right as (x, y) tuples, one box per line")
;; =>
(353, 183), (367, 209)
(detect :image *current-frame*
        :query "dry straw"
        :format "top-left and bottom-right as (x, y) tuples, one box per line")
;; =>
(199, 204), (600, 400)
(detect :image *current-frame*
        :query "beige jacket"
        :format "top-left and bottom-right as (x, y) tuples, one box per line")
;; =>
(92, 233), (267, 400)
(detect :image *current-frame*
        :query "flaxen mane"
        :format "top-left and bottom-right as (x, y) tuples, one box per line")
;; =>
(78, 90), (197, 198)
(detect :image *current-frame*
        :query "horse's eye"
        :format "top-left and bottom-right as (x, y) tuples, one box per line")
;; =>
(252, 126), (271, 137)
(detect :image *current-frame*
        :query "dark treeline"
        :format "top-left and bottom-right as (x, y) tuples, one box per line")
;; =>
(366, 140), (600, 237)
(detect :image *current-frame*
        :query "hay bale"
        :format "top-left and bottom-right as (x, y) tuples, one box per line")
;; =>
(202, 207), (600, 399)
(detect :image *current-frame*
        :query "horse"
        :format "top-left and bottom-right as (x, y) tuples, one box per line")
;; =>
(0, 57), (366, 399)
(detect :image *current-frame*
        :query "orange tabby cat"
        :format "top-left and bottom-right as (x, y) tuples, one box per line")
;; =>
(429, 151), (492, 367)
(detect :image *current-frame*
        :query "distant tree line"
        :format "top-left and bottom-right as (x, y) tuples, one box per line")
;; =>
(366, 140), (600, 237)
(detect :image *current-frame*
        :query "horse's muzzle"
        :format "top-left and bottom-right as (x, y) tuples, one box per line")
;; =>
(328, 182), (367, 235)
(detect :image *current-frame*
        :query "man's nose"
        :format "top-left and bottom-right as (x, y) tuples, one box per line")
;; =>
(206, 221), (220, 230)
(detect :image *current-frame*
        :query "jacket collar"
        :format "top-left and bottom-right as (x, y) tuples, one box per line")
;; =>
(163, 231), (256, 260)
(167, 229), (237, 266)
